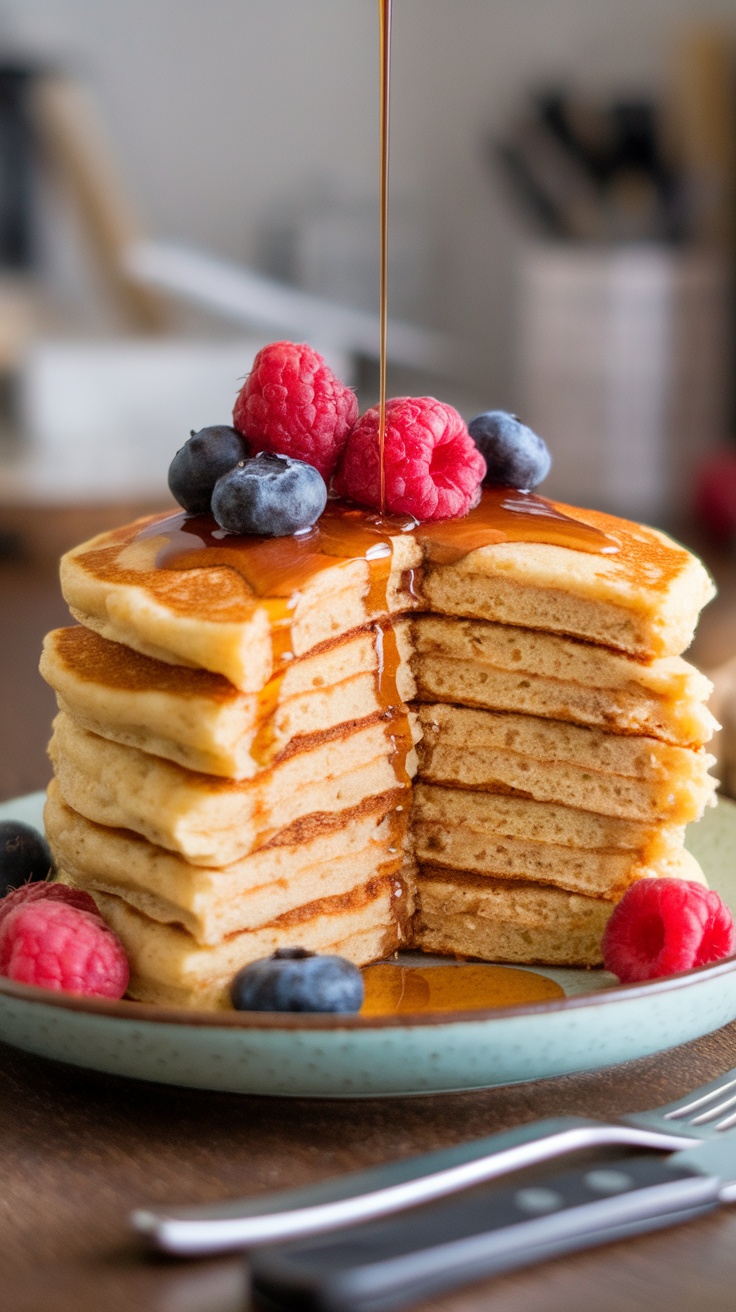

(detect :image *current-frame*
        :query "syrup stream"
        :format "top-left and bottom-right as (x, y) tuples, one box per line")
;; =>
(127, 3), (620, 957)
(378, 0), (392, 515)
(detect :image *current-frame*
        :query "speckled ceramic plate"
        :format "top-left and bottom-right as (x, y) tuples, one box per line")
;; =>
(0, 791), (734, 1097)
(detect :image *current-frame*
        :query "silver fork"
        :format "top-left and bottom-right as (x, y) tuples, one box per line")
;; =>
(132, 1065), (736, 1254)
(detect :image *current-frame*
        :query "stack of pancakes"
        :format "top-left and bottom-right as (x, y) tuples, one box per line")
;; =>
(42, 515), (424, 1008)
(41, 497), (717, 1008)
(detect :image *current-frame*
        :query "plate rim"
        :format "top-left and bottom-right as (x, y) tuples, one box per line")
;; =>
(2, 790), (735, 1031)
(1, 951), (735, 1030)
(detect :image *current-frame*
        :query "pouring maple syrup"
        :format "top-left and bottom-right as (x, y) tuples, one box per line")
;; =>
(378, 0), (392, 515)
(141, 0), (616, 689)
(125, 2), (626, 1015)
(134, 0), (618, 660)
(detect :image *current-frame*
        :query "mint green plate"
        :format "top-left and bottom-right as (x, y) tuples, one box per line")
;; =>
(0, 791), (733, 1098)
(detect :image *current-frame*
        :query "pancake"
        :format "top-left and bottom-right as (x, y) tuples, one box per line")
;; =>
(413, 829), (686, 899)
(46, 781), (410, 945)
(412, 783), (684, 853)
(89, 877), (411, 1009)
(41, 488), (718, 1001)
(411, 616), (715, 748)
(411, 852), (710, 967)
(60, 511), (422, 690)
(41, 623), (415, 778)
(58, 497), (713, 694)
(420, 500), (714, 661)
(417, 705), (715, 824)
(49, 710), (418, 866)
(412, 784), (686, 898)
(412, 870), (616, 967)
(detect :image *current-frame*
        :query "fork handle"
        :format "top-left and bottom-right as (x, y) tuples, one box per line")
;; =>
(250, 1153), (719, 1312)
(132, 1116), (694, 1254)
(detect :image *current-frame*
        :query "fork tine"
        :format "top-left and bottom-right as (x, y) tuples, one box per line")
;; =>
(715, 1108), (736, 1132)
(686, 1090), (736, 1126)
(662, 1074), (736, 1120)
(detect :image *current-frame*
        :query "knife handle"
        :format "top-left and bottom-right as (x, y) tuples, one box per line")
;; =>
(250, 1154), (719, 1312)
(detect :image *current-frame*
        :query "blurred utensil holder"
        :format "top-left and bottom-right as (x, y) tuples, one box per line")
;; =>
(518, 243), (730, 523)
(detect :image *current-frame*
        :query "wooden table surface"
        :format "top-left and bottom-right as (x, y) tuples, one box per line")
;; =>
(2, 506), (736, 1312)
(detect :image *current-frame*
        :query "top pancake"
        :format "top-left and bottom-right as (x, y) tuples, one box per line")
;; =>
(421, 499), (714, 661)
(59, 497), (715, 692)
(61, 512), (421, 692)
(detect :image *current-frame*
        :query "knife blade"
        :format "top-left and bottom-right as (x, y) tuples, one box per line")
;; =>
(249, 1129), (736, 1312)
(131, 1114), (696, 1254)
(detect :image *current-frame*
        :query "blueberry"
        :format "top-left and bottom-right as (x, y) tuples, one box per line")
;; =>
(468, 411), (551, 491)
(211, 452), (327, 537)
(0, 821), (54, 897)
(168, 426), (248, 514)
(230, 946), (364, 1013)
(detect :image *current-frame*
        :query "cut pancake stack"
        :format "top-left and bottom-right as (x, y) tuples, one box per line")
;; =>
(41, 514), (423, 1008)
(41, 496), (718, 1007)
(409, 621), (715, 966)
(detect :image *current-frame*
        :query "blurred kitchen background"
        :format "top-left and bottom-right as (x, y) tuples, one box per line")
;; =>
(4, 0), (736, 797)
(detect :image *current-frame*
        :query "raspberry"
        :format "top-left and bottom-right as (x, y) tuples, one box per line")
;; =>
(233, 341), (358, 482)
(0, 899), (129, 998)
(602, 878), (735, 983)
(333, 397), (486, 520)
(0, 880), (102, 932)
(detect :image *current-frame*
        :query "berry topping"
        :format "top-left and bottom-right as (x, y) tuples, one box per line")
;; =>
(234, 341), (358, 481)
(0, 880), (102, 931)
(230, 946), (364, 1013)
(694, 448), (736, 545)
(468, 411), (551, 491)
(211, 452), (327, 537)
(0, 821), (54, 898)
(0, 899), (129, 997)
(602, 879), (736, 983)
(334, 396), (486, 520)
(168, 425), (248, 514)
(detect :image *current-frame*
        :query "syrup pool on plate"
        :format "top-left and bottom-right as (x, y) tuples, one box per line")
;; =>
(361, 962), (565, 1014)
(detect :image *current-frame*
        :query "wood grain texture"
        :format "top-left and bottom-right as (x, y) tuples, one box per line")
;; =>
(1, 1029), (736, 1312)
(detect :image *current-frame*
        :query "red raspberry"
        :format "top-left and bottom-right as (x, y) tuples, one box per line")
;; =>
(694, 448), (736, 544)
(602, 878), (735, 983)
(333, 397), (486, 520)
(233, 341), (358, 482)
(0, 899), (129, 998)
(0, 881), (102, 932)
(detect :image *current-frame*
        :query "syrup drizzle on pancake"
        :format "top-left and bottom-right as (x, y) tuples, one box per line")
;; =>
(145, 486), (616, 600)
(138, 489), (616, 809)
(143, 501), (419, 780)
(415, 486), (618, 563)
(371, 619), (413, 788)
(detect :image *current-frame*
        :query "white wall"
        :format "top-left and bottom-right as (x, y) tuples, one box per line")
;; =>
(3, 0), (736, 402)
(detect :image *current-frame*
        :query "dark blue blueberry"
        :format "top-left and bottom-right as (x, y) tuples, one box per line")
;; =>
(212, 452), (327, 537)
(468, 411), (551, 491)
(168, 425), (248, 513)
(230, 946), (364, 1013)
(0, 821), (54, 897)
